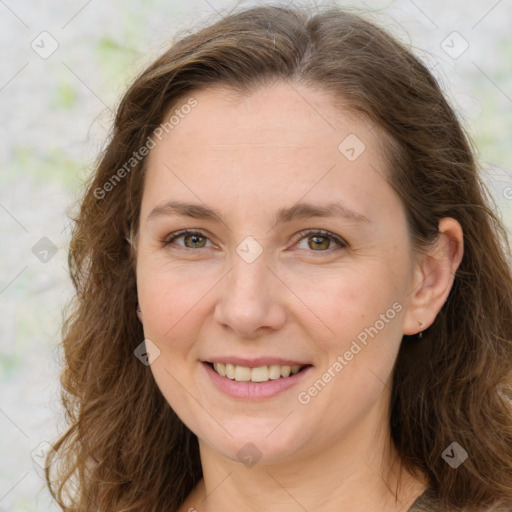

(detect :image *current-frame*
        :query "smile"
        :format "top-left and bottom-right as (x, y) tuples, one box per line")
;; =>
(202, 361), (314, 400)
(207, 362), (309, 382)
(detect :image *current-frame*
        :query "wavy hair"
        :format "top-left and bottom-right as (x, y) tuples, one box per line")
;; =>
(46, 4), (512, 511)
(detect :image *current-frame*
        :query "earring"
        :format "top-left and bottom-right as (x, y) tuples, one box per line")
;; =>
(418, 320), (424, 339)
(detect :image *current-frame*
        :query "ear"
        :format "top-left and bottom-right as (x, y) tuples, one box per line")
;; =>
(402, 217), (464, 336)
(136, 304), (143, 323)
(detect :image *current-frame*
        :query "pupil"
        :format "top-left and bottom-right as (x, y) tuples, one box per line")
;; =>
(310, 236), (328, 250)
(187, 234), (204, 248)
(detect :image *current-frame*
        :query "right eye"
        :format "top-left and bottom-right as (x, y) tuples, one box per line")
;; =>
(163, 229), (214, 249)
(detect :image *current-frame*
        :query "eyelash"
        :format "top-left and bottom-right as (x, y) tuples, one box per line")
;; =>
(162, 229), (347, 253)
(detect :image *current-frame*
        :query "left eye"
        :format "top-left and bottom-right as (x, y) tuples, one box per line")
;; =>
(163, 229), (346, 252)
(294, 229), (347, 252)
(163, 230), (212, 249)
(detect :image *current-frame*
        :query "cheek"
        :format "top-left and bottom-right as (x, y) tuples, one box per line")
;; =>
(288, 263), (395, 334)
(297, 262), (407, 371)
(297, 272), (405, 429)
(136, 263), (219, 357)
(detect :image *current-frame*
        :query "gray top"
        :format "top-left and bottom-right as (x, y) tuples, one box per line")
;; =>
(407, 487), (509, 512)
(408, 487), (439, 511)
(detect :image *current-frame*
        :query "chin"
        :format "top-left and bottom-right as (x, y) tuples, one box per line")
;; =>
(196, 419), (312, 467)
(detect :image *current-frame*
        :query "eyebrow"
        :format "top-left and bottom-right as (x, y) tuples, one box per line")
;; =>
(146, 200), (369, 226)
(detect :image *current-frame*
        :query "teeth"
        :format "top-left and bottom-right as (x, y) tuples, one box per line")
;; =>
(225, 363), (235, 379)
(215, 362), (226, 377)
(251, 366), (270, 382)
(268, 365), (282, 379)
(235, 365), (251, 381)
(212, 362), (305, 382)
(281, 365), (291, 378)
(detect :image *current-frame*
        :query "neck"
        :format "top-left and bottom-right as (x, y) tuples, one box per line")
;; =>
(187, 398), (427, 512)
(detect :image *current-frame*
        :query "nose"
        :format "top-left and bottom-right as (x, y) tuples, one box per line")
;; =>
(213, 250), (287, 339)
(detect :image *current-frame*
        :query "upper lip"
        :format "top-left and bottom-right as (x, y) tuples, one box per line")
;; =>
(204, 357), (312, 368)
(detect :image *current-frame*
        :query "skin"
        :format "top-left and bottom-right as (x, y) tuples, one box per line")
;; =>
(134, 81), (464, 512)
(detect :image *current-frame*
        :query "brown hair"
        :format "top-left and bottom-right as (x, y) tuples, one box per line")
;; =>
(46, 4), (512, 511)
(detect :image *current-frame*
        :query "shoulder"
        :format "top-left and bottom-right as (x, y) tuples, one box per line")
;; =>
(408, 488), (512, 512)
(407, 487), (439, 512)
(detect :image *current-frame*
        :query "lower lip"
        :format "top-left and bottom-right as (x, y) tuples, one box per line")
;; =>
(202, 362), (314, 400)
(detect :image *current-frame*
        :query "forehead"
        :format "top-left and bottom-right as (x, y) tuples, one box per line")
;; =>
(153, 82), (379, 152)
(141, 81), (396, 224)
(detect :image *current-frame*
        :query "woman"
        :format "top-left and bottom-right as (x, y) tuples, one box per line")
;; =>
(46, 4), (512, 512)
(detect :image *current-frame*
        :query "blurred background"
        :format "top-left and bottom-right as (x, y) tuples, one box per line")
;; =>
(0, 0), (511, 510)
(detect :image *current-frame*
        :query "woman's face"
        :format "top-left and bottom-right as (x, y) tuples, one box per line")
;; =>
(135, 81), (419, 465)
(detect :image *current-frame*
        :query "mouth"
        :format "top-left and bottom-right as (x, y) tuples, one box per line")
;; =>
(203, 361), (313, 383)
